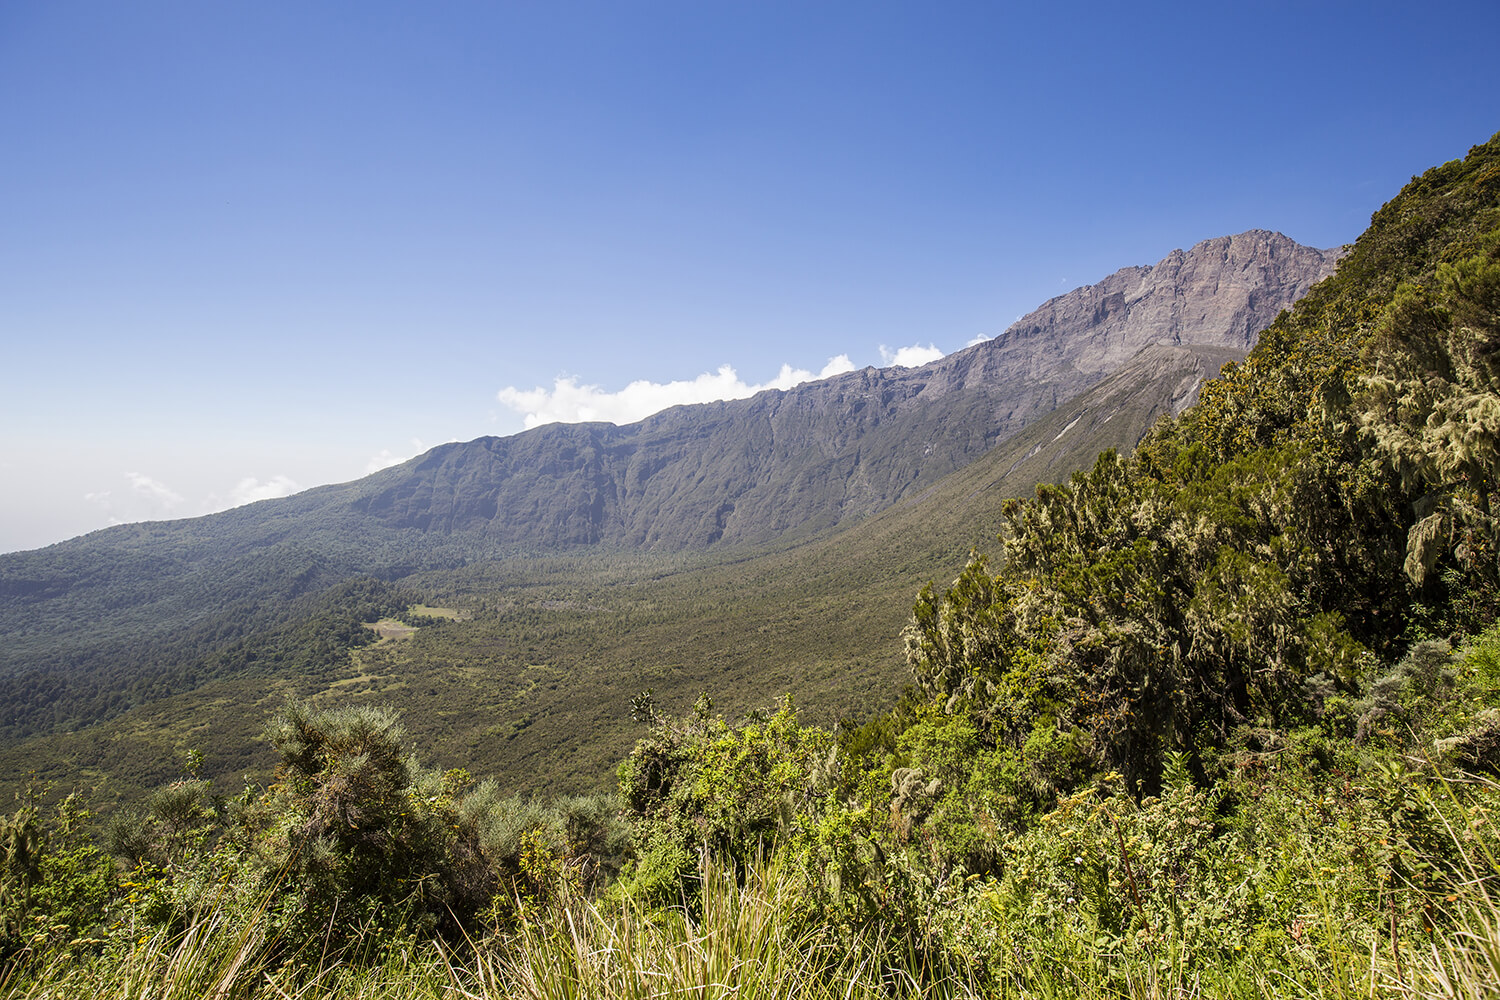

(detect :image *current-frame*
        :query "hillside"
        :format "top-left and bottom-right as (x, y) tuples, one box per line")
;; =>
(0, 343), (1244, 798)
(0, 231), (1332, 677)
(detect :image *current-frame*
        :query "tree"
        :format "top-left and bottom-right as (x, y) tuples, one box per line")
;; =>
(1360, 252), (1500, 594)
(228, 701), (493, 945)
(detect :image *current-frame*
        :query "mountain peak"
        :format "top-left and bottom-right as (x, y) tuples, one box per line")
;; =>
(981, 229), (1340, 377)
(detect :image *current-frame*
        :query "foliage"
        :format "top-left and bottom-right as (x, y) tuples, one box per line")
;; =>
(0, 791), (113, 963)
(615, 695), (839, 904)
(74, 701), (631, 966)
(0, 572), (415, 748)
(1361, 252), (1500, 606)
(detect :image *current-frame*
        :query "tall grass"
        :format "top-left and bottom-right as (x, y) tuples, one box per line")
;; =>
(4, 799), (1498, 1000)
(1418, 892), (1500, 1000)
(1397, 772), (1500, 1000)
(4, 892), (1495, 1000)
(483, 855), (980, 1000)
(0, 857), (972, 1000)
(0, 905), (271, 1000)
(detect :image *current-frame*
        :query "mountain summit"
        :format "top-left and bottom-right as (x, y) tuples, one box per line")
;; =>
(985, 230), (1342, 379)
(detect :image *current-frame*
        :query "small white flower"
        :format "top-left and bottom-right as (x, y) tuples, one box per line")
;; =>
(1073, 856), (1083, 865)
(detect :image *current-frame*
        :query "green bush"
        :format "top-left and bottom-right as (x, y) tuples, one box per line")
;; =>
(0, 792), (114, 964)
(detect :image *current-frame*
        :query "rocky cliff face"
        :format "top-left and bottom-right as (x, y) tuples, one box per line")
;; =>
(297, 230), (1341, 551)
(964, 229), (1342, 379)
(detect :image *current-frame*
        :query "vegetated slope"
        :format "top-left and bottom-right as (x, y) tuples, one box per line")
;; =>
(0, 342), (1246, 799)
(900, 130), (1500, 790)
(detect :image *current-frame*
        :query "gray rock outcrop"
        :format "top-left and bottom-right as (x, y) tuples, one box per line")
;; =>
(963, 229), (1342, 384)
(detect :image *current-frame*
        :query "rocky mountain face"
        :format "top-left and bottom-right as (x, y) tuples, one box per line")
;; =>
(282, 230), (1340, 551)
(986, 230), (1342, 378)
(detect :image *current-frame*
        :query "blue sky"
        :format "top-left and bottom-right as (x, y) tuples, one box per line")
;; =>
(2, 1), (1497, 553)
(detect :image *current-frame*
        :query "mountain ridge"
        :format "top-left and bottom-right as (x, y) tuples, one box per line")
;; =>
(5, 230), (1336, 564)
(195, 229), (1338, 554)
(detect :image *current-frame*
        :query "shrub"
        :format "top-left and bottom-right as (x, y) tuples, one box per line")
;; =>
(0, 792), (114, 964)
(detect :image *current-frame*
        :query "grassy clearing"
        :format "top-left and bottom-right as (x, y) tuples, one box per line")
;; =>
(410, 605), (467, 620)
(363, 619), (417, 640)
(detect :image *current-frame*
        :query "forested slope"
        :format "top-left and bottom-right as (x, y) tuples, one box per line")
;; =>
(901, 129), (1500, 788)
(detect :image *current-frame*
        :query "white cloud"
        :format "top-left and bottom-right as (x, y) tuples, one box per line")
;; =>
(366, 438), (428, 474)
(878, 343), (945, 368)
(966, 333), (993, 348)
(228, 475), (300, 507)
(82, 472), (186, 526)
(82, 488), (128, 527)
(126, 471), (184, 507)
(497, 355), (857, 429)
(366, 449), (406, 474)
(85, 470), (304, 525)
